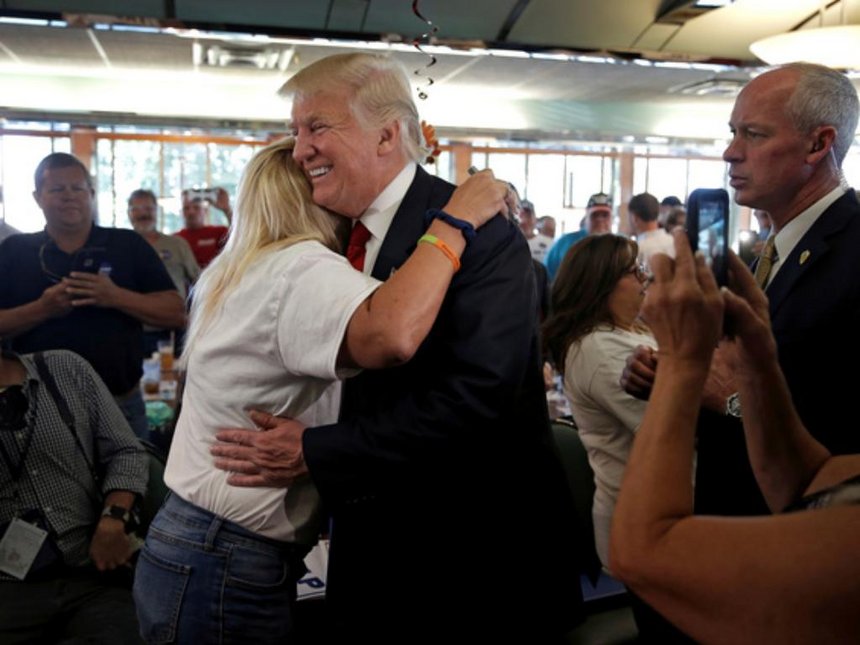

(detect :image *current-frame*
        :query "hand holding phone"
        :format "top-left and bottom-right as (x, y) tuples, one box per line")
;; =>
(686, 188), (730, 286)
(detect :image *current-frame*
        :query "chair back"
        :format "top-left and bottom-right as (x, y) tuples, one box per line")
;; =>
(551, 421), (602, 583)
(137, 439), (170, 536)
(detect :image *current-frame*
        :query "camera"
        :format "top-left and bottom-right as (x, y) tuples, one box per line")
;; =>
(186, 187), (219, 203)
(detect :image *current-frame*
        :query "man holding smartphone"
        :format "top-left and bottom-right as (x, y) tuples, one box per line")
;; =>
(0, 153), (184, 438)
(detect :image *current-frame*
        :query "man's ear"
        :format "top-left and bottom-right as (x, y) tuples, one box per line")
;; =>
(806, 125), (837, 164)
(377, 121), (401, 156)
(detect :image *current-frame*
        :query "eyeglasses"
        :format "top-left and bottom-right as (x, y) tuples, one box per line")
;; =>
(39, 240), (64, 283)
(39, 240), (106, 283)
(627, 262), (650, 283)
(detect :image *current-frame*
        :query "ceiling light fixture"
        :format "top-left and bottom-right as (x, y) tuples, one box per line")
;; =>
(750, 0), (860, 70)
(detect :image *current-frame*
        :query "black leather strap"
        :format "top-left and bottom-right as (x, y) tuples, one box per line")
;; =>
(33, 352), (101, 489)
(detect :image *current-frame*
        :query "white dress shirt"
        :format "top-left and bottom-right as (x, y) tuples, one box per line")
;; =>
(357, 163), (417, 275)
(766, 186), (846, 286)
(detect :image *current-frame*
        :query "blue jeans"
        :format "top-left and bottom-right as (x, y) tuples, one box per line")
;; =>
(132, 494), (309, 644)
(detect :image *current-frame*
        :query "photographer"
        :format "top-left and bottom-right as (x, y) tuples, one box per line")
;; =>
(175, 187), (233, 268)
(0, 348), (147, 644)
(610, 232), (860, 642)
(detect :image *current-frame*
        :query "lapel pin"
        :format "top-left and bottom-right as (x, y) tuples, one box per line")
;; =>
(799, 250), (811, 265)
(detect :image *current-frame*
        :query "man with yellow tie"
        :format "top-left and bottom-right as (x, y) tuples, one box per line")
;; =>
(623, 62), (860, 521)
(696, 61), (860, 516)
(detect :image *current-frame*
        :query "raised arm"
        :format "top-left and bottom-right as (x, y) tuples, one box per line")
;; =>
(722, 251), (832, 510)
(610, 235), (860, 643)
(339, 169), (507, 369)
(212, 187), (233, 225)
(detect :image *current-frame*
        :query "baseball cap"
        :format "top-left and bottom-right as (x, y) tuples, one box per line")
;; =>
(520, 199), (535, 212)
(661, 195), (682, 207)
(587, 192), (612, 209)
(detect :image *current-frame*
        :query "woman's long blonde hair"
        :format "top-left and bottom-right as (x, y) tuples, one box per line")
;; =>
(181, 137), (340, 362)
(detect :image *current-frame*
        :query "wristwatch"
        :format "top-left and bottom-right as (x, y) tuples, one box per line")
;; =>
(424, 209), (477, 244)
(101, 505), (137, 533)
(725, 392), (742, 418)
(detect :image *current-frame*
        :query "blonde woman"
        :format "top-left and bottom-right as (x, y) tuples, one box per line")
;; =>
(132, 137), (506, 644)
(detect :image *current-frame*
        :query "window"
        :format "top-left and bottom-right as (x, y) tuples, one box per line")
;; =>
(92, 138), (265, 234)
(644, 158), (688, 203)
(1, 134), (71, 232)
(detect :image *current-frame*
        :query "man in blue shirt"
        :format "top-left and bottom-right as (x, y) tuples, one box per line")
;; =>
(544, 191), (613, 282)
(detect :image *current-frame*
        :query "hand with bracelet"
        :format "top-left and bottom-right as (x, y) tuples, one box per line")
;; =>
(210, 141), (509, 488)
(419, 169), (509, 271)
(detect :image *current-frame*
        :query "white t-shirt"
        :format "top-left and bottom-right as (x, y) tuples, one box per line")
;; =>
(528, 234), (554, 262)
(165, 241), (380, 544)
(635, 228), (675, 271)
(564, 325), (655, 570)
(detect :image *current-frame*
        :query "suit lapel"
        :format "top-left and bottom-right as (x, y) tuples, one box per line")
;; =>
(767, 192), (856, 319)
(371, 166), (434, 281)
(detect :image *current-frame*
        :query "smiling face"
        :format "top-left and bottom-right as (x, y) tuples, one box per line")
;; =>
(290, 90), (400, 219)
(33, 165), (94, 236)
(129, 195), (158, 233)
(723, 69), (817, 221)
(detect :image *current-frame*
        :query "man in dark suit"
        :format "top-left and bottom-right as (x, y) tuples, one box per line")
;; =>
(212, 53), (583, 642)
(681, 62), (860, 516)
(616, 61), (860, 642)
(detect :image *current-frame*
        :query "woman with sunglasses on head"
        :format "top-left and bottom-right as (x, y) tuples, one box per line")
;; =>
(543, 234), (653, 573)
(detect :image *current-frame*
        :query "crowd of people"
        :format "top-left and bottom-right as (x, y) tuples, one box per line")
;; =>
(0, 53), (857, 644)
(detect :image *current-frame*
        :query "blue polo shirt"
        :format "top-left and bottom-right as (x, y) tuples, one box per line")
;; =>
(544, 229), (587, 283)
(0, 225), (176, 395)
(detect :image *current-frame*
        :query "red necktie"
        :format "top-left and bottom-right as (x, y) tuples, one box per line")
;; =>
(346, 221), (372, 271)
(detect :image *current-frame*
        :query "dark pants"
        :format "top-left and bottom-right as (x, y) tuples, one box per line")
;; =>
(0, 571), (143, 645)
(628, 589), (696, 643)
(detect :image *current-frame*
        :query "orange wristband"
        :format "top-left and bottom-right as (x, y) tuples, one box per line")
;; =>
(419, 234), (461, 272)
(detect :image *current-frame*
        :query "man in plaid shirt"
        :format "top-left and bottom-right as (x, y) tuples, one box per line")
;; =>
(0, 348), (147, 644)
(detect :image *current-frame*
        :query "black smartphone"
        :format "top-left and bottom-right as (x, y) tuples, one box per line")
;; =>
(686, 188), (729, 286)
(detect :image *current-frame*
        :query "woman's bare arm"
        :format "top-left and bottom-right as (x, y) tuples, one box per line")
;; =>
(610, 235), (860, 643)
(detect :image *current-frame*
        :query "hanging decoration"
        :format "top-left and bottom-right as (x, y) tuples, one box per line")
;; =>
(411, 0), (438, 100)
(421, 120), (441, 165)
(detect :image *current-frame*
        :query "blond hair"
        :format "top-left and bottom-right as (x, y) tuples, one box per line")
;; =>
(280, 52), (428, 164)
(182, 137), (340, 361)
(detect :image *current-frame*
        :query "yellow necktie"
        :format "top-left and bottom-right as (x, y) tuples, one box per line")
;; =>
(754, 236), (777, 289)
